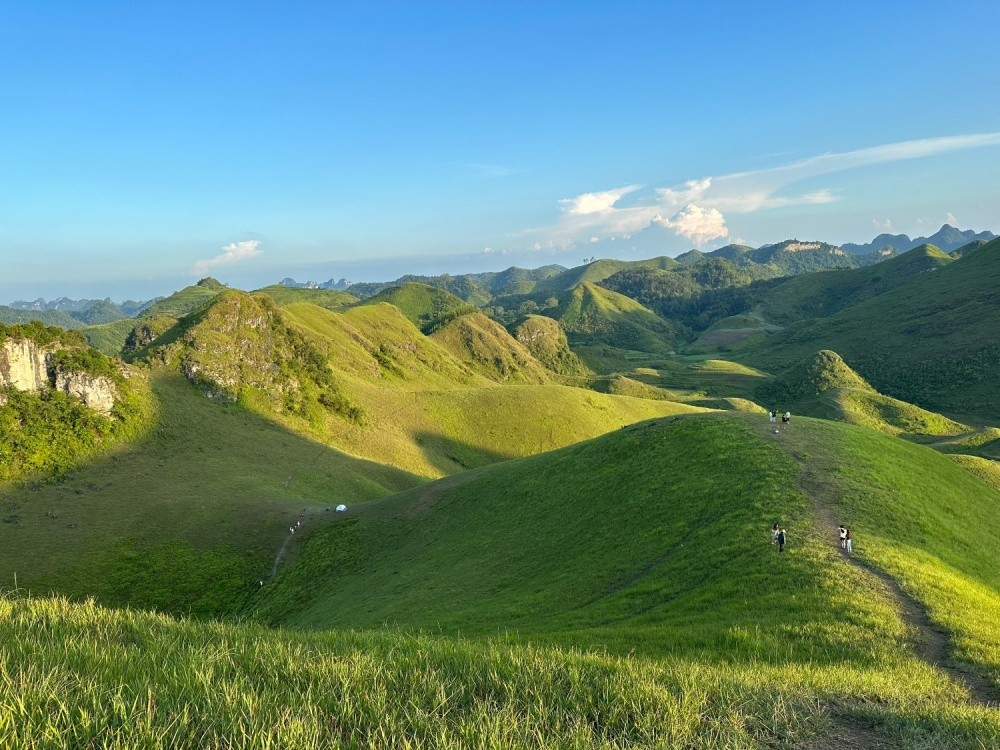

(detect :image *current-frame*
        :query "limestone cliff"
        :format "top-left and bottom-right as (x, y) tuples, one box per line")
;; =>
(0, 338), (52, 392)
(0, 336), (117, 415)
(53, 370), (117, 415)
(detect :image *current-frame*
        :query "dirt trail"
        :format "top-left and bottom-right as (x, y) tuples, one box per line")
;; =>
(783, 431), (1000, 709)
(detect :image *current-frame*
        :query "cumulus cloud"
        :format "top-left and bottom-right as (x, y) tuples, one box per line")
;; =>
(192, 240), (263, 275)
(524, 132), (1000, 251)
(654, 205), (729, 245)
(559, 185), (641, 215)
(945, 212), (959, 226)
(873, 218), (895, 232)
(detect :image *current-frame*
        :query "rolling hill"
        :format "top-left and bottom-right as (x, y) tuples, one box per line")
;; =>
(549, 282), (680, 353)
(735, 237), (1000, 421)
(758, 244), (955, 324)
(429, 312), (550, 384)
(756, 349), (968, 436)
(0, 292), (705, 616)
(360, 282), (476, 333)
(238, 412), (1000, 744)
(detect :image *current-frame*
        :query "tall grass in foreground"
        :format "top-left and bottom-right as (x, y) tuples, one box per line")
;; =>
(2, 595), (999, 749)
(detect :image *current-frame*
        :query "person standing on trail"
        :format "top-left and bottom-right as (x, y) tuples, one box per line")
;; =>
(845, 529), (853, 554)
(769, 410), (776, 423)
(839, 525), (847, 549)
(772, 523), (780, 544)
(782, 411), (791, 424)
(777, 528), (787, 552)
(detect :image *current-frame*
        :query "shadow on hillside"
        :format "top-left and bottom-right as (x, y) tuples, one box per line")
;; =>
(413, 431), (513, 476)
(0, 371), (424, 618)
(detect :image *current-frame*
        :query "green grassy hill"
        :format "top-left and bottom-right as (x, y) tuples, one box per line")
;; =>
(257, 414), (999, 649)
(77, 278), (232, 357)
(529, 257), (679, 299)
(141, 277), (228, 318)
(81, 318), (137, 355)
(510, 314), (589, 376)
(4, 410), (1000, 745)
(239, 412), (1000, 744)
(254, 285), (358, 309)
(759, 244), (954, 324)
(550, 282), (679, 353)
(429, 312), (550, 384)
(2, 295), (703, 616)
(275, 300), (702, 477)
(736, 237), (1000, 421)
(0, 305), (82, 329)
(361, 283), (475, 333)
(756, 350), (968, 437)
(0, 371), (418, 618)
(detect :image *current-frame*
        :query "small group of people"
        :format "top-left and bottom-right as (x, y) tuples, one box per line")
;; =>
(770, 523), (856, 556)
(838, 524), (854, 554)
(768, 410), (791, 425)
(771, 523), (787, 552)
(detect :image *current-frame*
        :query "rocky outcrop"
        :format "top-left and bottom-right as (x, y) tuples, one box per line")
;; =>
(0, 337), (117, 415)
(0, 339), (53, 392)
(53, 371), (117, 415)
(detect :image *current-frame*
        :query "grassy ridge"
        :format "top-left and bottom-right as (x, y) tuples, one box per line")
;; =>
(429, 312), (550, 384)
(736, 238), (1000, 420)
(277, 300), (699, 477)
(362, 283), (476, 333)
(755, 349), (968, 437)
(774, 418), (1000, 685)
(254, 285), (358, 310)
(0, 371), (419, 616)
(551, 282), (679, 353)
(248, 418), (900, 657)
(759, 244), (954, 324)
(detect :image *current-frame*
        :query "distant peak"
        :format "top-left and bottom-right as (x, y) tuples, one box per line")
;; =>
(195, 277), (226, 289)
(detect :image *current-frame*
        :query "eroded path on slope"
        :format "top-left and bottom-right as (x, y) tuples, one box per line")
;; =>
(771, 424), (1000, 709)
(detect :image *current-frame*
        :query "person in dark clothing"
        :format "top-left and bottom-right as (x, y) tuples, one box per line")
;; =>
(777, 528), (787, 552)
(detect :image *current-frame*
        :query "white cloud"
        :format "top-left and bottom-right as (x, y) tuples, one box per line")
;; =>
(524, 132), (1000, 252)
(945, 212), (959, 226)
(559, 184), (641, 215)
(872, 218), (895, 233)
(656, 178), (712, 209)
(654, 204), (729, 245)
(192, 240), (263, 275)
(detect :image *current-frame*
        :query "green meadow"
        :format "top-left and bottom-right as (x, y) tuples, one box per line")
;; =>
(3, 242), (1000, 748)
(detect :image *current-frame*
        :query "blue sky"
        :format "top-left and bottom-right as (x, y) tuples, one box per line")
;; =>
(2, 1), (999, 300)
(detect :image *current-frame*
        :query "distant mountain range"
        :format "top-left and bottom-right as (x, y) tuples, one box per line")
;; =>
(841, 224), (995, 255)
(279, 277), (353, 291)
(6, 224), (993, 314)
(7, 296), (160, 317)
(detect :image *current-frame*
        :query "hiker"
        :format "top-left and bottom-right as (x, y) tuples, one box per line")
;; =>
(845, 529), (853, 554)
(782, 411), (791, 424)
(771, 523), (779, 544)
(769, 410), (776, 423)
(839, 524), (847, 549)
(777, 528), (787, 552)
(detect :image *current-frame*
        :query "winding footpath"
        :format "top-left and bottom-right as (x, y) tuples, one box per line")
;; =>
(775, 424), (1000, 710)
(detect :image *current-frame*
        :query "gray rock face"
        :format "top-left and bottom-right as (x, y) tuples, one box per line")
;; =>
(53, 371), (117, 415)
(0, 337), (117, 415)
(0, 339), (53, 392)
